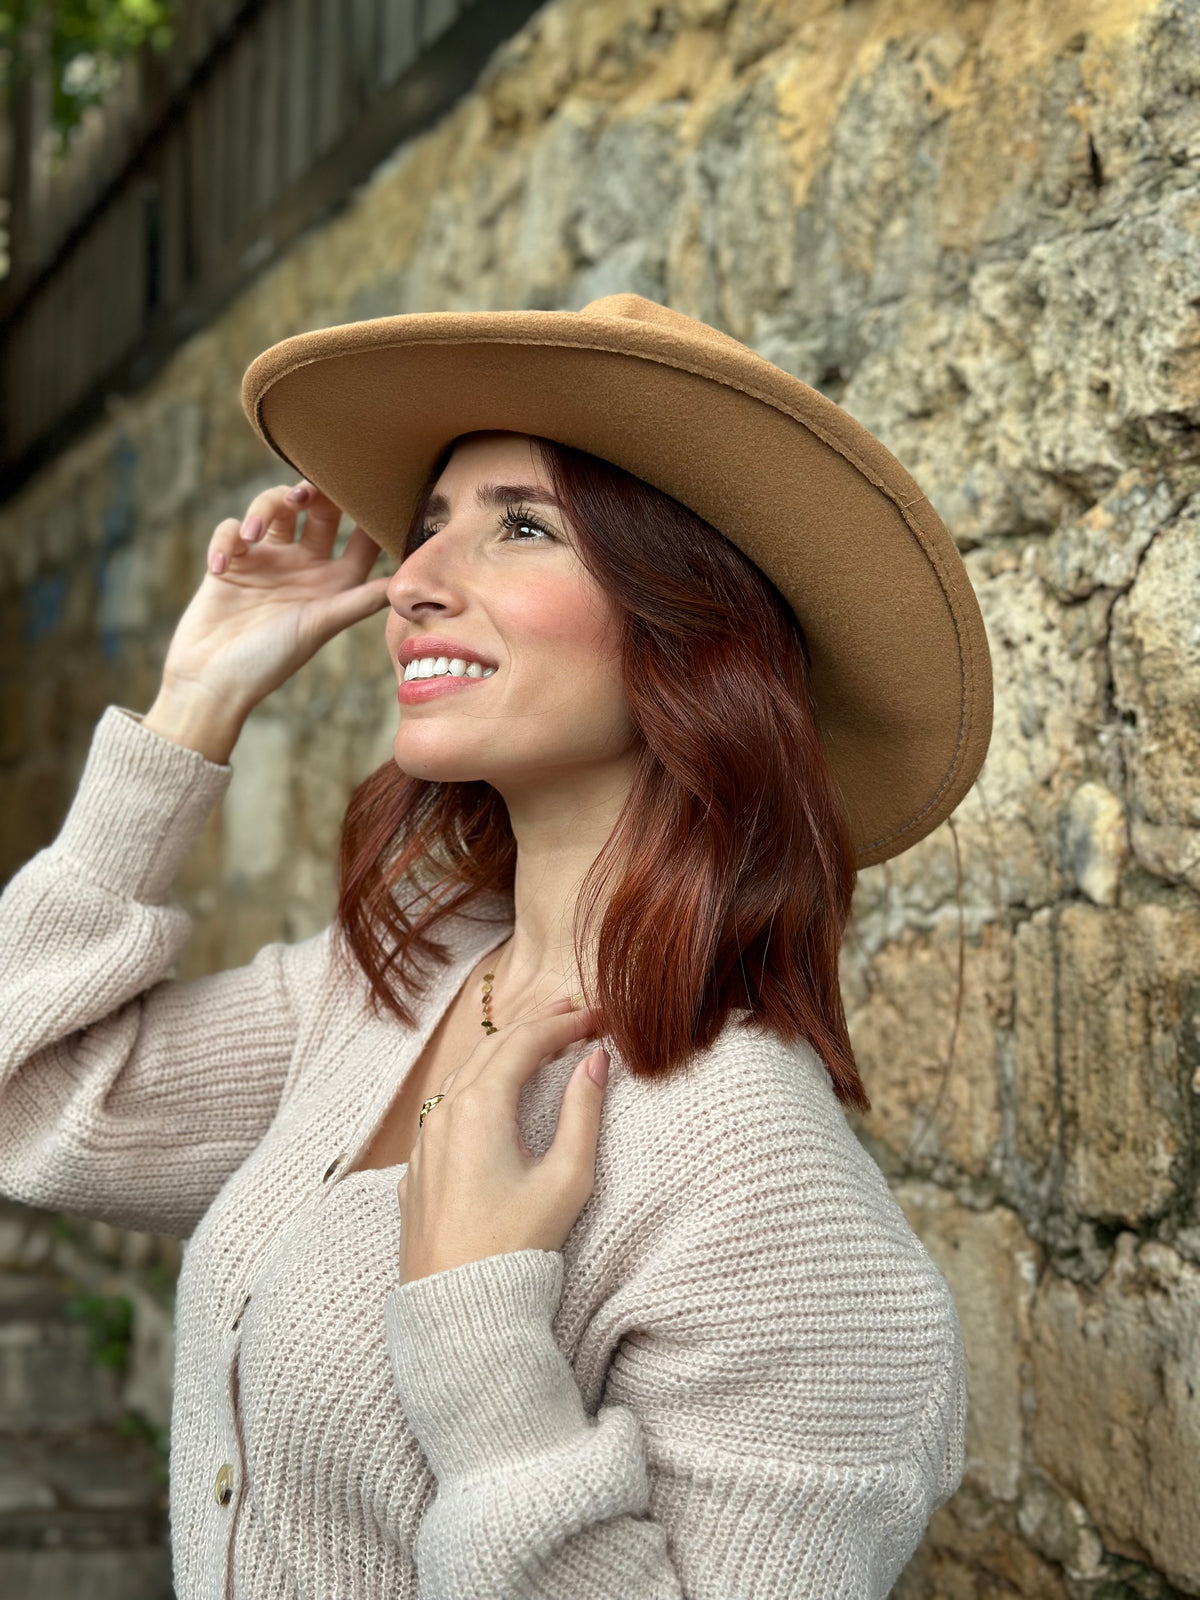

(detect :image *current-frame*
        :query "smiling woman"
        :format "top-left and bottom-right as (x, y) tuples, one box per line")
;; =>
(0, 294), (992, 1600)
(337, 427), (866, 1112)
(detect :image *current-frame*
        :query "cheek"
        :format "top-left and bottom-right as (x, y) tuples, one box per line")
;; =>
(501, 572), (620, 663)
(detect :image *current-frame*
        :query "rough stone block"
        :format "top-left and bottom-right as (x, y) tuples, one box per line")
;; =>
(1013, 903), (1198, 1223)
(1062, 780), (1128, 906)
(1031, 1235), (1200, 1592)
(221, 713), (292, 883)
(895, 1186), (1038, 1502)
(1035, 469), (1174, 601)
(849, 921), (1008, 1178)
(893, 1483), (1071, 1600)
(1110, 498), (1200, 895)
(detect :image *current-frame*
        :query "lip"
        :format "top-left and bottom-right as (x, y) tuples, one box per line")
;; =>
(398, 672), (493, 705)
(397, 635), (498, 670)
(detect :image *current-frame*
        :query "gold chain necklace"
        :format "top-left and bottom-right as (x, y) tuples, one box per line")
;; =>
(481, 969), (498, 1034)
(422, 964), (576, 1130)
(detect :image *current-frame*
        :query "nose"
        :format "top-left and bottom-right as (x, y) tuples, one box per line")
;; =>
(386, 533), (465, 623)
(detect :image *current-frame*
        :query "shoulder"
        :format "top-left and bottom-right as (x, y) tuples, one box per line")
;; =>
(607, 1017), (911, 1240)
(598, 1021), (964, 1469)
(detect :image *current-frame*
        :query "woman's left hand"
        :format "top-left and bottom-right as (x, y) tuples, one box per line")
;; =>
(396, 996), (610, 1286)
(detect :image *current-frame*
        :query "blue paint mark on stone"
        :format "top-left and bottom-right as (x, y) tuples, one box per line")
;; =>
(99, 621), (121, 663)
(96, 435), (139, 661)
(23, 571), (69, 645)
(101, 436), (138, 554)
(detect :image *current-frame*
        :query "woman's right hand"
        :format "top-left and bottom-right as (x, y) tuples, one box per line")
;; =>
(156, 479), (394, 726)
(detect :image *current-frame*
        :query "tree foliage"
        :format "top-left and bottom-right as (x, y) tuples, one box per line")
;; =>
(1, 0), (174, 149)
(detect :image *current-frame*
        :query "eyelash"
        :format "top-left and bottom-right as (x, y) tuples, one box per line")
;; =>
(412, 502), (556, 551)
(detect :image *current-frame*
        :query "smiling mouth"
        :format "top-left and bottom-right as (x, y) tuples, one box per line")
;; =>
(401, 657), (498, 682)
(397, 668), (498, 704)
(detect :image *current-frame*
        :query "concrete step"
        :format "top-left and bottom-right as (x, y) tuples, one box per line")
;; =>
(0, 1425), (171, 1599)
(0, 1274), (124, 1430)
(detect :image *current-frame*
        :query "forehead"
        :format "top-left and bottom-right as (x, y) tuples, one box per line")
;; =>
(422, 433), (565, 523)
(438, 431), (547, 483)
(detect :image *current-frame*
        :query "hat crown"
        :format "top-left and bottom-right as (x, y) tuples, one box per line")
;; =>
(581, 292), (685, 327)
(580, 292), (756, 364)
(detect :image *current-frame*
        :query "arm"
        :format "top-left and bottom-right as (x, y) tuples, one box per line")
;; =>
(0, 705), (328, 1239)
(383, 1085), (966, 1600)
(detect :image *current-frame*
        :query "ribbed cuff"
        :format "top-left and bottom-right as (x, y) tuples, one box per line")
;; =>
(54, 705), (233, 905)
(385, 1249), (588, 1483)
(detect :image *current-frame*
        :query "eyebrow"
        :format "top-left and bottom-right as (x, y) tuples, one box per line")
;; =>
(422, 481), (566, 520)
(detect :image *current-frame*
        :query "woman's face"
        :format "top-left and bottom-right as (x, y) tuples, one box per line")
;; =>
(384, 432), (639, 795)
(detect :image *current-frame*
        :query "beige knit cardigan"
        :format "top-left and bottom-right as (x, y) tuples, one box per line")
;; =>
(0, 706), (965, 1599)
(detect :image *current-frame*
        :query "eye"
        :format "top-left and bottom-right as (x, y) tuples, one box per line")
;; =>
(405, 502), (558, 557)
(403, 514), (442, 557)
(498, 503), (557, 543)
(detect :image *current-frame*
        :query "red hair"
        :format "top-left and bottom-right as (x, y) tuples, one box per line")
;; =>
(333, 433), (868, 1112)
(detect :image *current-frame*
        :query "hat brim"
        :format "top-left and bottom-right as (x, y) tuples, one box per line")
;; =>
(241, 307), (992, 868)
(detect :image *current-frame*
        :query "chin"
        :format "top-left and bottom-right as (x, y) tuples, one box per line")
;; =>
(390, 729), (489, 784)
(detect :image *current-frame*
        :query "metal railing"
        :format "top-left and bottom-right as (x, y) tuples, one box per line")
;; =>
(0, 0), (544, 501)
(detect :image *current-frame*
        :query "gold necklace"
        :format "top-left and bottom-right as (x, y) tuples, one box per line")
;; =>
(481, 969), (498, 1034)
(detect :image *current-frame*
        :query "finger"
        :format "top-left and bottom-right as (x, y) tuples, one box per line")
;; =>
(248, 482), (312, 546)
(313, 574), (392, 635)
(544, 1045), (609, 1184)
(225, 488), (299, 552)
(208, 515), (250, 575)
(294, 485), (347, 559)
(336, 523), (391, 581)
(478, 1002), (601, 1094)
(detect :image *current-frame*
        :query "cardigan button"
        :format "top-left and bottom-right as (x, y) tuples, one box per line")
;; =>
(214, 1463), (234, 1506)
(231, 1293), (251, 1332)
(322, 1152), (345, 1182)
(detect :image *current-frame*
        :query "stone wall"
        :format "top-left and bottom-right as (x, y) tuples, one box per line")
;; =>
(1, 1), (1198, 1595)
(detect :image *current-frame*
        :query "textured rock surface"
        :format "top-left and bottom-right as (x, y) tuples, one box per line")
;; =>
(1032, 1235), (1200, 1593)
(1, 0), (1199, 1593)
(0, 1204), (173, 1595)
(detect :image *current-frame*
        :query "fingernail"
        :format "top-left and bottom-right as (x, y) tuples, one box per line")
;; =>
(587, 1046), (609, 1088)
(286, 484), (309, 503)
(210, 551), (227, 574)
(242, 514), (263, 542)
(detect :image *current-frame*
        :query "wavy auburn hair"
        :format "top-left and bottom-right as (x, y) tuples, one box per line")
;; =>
(333, 433), (868, 1112)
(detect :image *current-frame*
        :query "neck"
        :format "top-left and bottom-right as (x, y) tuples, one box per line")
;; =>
(485, 753), (638, 1019)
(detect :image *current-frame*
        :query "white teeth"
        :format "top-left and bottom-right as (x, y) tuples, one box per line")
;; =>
(405, 655), (496, 681)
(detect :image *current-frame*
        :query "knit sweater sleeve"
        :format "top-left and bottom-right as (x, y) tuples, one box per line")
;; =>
(383, 1053), (966, 1600)
(0, 705), (328, 1239)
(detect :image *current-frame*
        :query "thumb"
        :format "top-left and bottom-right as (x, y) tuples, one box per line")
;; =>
(548, 1045), (609, 1168)
(318, 575), (392, 634)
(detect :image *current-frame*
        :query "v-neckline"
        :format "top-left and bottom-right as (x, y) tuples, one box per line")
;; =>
(337, 919), (513, 1181)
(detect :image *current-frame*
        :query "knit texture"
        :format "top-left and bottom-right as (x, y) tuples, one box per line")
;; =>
(0, 706), (966, 1600)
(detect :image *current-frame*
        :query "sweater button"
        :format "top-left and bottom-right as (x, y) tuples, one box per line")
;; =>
(231, 1293), (251, 1332)
(214, 1463), (234, 1506)
(322, 1152), (345, 1182)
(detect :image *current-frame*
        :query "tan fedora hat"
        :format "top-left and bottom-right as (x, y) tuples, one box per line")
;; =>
(241, 292), (992, 869)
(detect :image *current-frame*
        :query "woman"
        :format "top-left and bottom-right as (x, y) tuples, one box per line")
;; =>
(0, 294), (992, 1599)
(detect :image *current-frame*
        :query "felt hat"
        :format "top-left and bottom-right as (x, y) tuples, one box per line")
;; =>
(241, 292), (992, 868)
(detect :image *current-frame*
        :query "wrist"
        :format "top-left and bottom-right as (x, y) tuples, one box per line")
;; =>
(143, 684), (249, 765)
